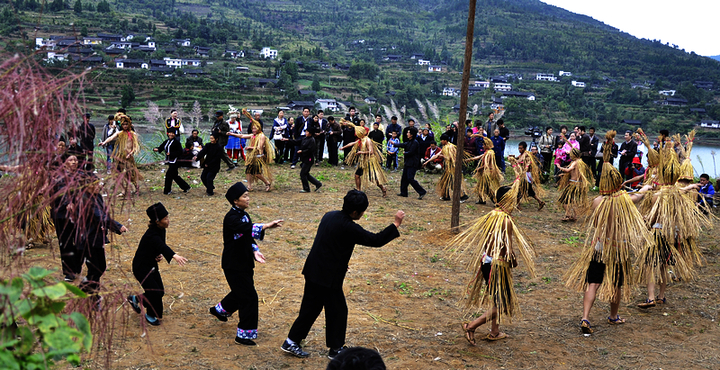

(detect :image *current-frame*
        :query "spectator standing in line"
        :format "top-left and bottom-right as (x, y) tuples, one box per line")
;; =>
(247, 111), (264, 134)
(538, 126), (554, 175)
(491, 129), (506, 173)
(417, 128), (432, 161)
(326, 116), (341, 166)
(386, 131), (400, 171)
(384, 116), (402, 141)
(345, 106), (360, 124)
(554, 125), (568, 151)
(101, 115), (118, 174)
(272, 110), (289, 164)
(618, 130), (637, 181)
(165, 109), (182, 137)
(368, 121), (385, 149)
(226, 113), (245, 166)
(283, 117), (296, 163)
(341, 118), (358, 165)
(401, 119), (417, 143)
(315, 110), (328, 165)
(588, 127), (600, 185)
(485, 111), (496, 137)
(79, 112), (96, 172)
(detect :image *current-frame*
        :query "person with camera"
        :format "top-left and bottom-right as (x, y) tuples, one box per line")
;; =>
(538, 127), (554, 175)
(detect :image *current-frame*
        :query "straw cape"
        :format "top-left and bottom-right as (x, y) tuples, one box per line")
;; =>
(472, 137), (503, 203)
(242, 109), (274, 180)
(111, 113), (141, 184)
(342, 119), (387, 189)
(565, 130), (650, 302)
(515, 150), (545, 203)
(557, 149), (594, 214)
(635, 128), (661, 214)
(436, 142), (471, 198)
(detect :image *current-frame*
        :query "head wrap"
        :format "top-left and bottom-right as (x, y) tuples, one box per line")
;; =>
(226, 182), (249, 205)
(147, 202), (169, 222)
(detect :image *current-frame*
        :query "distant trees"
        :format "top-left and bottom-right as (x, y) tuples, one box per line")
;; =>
(96, 0), (110, 13)
(348, 62), (379, 80)
(311, 74), (321, 91)
(73, 0), (82, 13)
(120, 85), (135, 108)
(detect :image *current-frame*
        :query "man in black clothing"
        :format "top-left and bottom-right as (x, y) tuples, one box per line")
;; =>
(588, 127), (600, 180)
(79, 113), (96, 171)
(154, 130), (191, 194)
(194, 132), (222, 196)
(391, 127), (427, 199)
(293, 108), (312, 168)
(345, 106), (360, 124)
(298, 127), (323, 192)
(368, 122), (384, 147)
(497, 119), (509, 142)
(211, 110), (235, 171)
(281, 190), (404, 359)
(326, 116), (341, 166)
(341, 119), (357, 164)
(618, 130), (637, 181)
(185, 129), (204, 149)
(401, 119), (417, 143)
(577, 125), (595, 175)
(385, 116), (402, 141)
(315, 110), (328, 164)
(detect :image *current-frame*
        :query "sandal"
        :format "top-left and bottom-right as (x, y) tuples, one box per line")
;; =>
(485, 332), (508, 341)
(265, 183), (272, 192)
(607, 315), (626, 325)
(537, 201), (545, 211)
(461, 322), (476, 346)
(638, 299), (656, 308)
(580, 319), (593, 334)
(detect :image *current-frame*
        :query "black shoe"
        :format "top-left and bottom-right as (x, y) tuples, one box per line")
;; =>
(476, 199), (486, 205)
(281, 339), (309, 358)
(418, 193), (426, 200)
(183, 188), (190, 193)
(209, 306), (228, 322)
(127, 295), (141, 314)
(164, 191), (173, 195)
(226, 166), (236, 172)
(235, 337), (257, 346)
(460, 194), (469, 201)
(315, 183), (323, 192)
(328, 346), (348, 360)
(206, 191), (214, 196)
(396, 193), (408, 197)
(441, 197), (450, 201)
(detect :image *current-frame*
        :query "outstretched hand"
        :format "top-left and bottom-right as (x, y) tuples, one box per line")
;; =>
(173, 254), (188, 266)
(264, 219), (284, 229)
(254, 250), (266, 263)
(394, 210), (405, 228)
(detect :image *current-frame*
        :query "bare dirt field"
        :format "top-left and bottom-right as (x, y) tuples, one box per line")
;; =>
(26, 163), (720, 369)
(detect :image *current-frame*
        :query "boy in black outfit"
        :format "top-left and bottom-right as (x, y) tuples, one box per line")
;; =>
(154, 130), (191, 195)
(298, 127), (323, 192)
(209, 183), (284, 346)
(127, 203), (188, 326)
(194, 132), (223, 196)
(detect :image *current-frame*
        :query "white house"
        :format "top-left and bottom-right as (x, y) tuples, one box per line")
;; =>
(571, 81), (586, 88)
(182, 59), (201, 67)
(442, 87), (459, 97)
(45, 52), (69, 61)
(163, 57), (182, 68)
(474, 81), (490, 88)
(428, 65), (443, 72)
(659, 90), (676, 96)
(536, 73), (557, 81)
(494, 83), (512, 92)
(315, 98), (339, 112)
(699, 120), (720, 129)
(417, 59), (430, 66)
(82, 37), (103, 45)
(260, 47), (278, 59)
(559, 70), (572, 77)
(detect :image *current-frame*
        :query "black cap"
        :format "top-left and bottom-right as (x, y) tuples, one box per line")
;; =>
(215, 110), (224, 117)
(146, 202), (169, 222)
(84, 113), (91, 118)
(226, 182), (248, 205)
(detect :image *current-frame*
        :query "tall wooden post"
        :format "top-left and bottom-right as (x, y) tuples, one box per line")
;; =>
(451, 0), (477, 232)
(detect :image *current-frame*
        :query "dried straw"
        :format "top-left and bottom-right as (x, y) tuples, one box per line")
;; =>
(435, 143), (470, 198)
(472, 138), (503, 203)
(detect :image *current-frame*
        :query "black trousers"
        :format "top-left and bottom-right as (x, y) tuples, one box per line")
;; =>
(201, 167), (219, 194)
(274, 140), (286, 164)
(134, 267), (165, 318)
(386, 153), (398, 169)
(164, 162), (191, 194)
(291, 145), (300, 165)
(582, 156), (596, 181)
(619, 158), (631, 181)
(80, 247), (106, 295)
(541, 152), (553, 174)
(327, 137), (339, 165)
(300, 159), (322, 191)
(282, 141), (294, 163)
(55, 218), (81, 279)
(400, 166), (426, 196)
(221, 268), (258, 330)
(220, 148), (235, 169)
(316, 135), (326, 162)
(288, 279), (348, 349)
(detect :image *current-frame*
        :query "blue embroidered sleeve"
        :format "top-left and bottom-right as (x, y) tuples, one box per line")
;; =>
(251, 223), (265, 240)
(252, 244), (259, 252)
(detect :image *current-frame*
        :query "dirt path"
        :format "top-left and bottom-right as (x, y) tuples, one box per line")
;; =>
(28, 164), (720, 369)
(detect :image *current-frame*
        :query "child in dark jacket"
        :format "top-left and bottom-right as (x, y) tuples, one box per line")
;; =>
(127, 203), (187, 326)
(194, 132), (223, 196)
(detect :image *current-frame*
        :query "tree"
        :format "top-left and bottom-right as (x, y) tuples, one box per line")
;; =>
(73, 0), (82, 13)
(50, 0), (64, 12)
(311, 74), (321, 92)
(120, 85), (135, 108)
(96, 0), (110, 13)
(190, 100), (202, 128)
(143, 100), (162, 126)
(80, 25), (88, 37)
(284, 62), (299, 82)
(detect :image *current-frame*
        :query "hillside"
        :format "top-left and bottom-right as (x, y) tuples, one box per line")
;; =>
(2, 0), (719, 134)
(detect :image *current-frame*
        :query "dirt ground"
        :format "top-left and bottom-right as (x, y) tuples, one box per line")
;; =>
(26, 162), (720, 369)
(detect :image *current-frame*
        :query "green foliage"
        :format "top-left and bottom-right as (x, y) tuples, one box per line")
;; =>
(120, 85), (135, 108)
(348, 61), (379, 80)
(73, 0), (82, 14)
(0, 267), (92, 369)
(311, 74), (321, 92)
(96, 0), (110, 13)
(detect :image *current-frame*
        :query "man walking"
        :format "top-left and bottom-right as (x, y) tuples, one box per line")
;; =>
(391, 127), (427, 199)
(211, 110), (236, 171)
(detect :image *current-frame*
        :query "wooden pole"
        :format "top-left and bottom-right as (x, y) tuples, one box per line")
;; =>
(451, 0), (477, 232)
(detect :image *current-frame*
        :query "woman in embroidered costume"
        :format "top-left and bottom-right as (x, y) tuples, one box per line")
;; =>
(557, 148), (594, 222)
(99, 113), (141, 195)
(449, 158), (536, 344)
(469, 136), (503, 205)
(565, 130), (653, 334)
(636, 134), (710, 309)
(429, 133), (470, 201)
(514, 142), (545, 210)
(228, 109), (274, 192)
(339, 119), (388, 197)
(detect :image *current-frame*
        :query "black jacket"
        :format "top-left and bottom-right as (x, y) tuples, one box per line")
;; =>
(185, 136), (204, 150)
(368, 130), (384, 146)
(619, 140), (637, 162)
(302, 210), (399, 288)
(78, 193), (123, 250)
(79, 122), (96, 151)
(394, 138), (421, 168)
(132, 224), (176, 276)
(211, 118), (230, 146)
(157, 138), (184, 164)
(222, 207), (265, 271)
(195, 141), (222, 170)
(578, 133), (591, 156)
(299, 135), (317, 163)
(401, 126), (417, 143)
(294, 116), (313, 139)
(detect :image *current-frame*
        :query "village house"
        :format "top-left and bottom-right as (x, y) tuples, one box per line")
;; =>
(621, 119), (642, 126)
(163, 58), (182, 68)
(442, 87), (459, 97)
(194, 46), (211, 57)
(694, 81), (714, 90)
(260, 47), (278, 59)
(410, 53), (424, 59)
(287, 101), (315, 111)
(660, 97), (688, 106)
(364, 96), (377, 104)
(659, 90), (676, 96)
(571, 81), (586, 88)
(428, 65), (443, 72)
(225, 50), (244, 58)
(114, 58), (145, 69)
(699, 120), (720, 129)
(502, 91), (535, 100)
(536, 73), (557, 81)
(315, 99), (338, 112)
(172, 39), (191, 47)
(474, 81), (491, 88)
(181, 59), (201, 67)
(417, 59), (430, 66)
(559, 70), (572, 77)
(493, 82), (512, 92)
(82, 37), (103, 45)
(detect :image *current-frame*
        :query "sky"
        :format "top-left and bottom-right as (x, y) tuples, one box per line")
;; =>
(540, 1), (720, 56)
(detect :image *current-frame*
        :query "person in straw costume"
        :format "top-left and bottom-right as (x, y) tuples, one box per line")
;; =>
(99, 113), (141, 195)
(339, 119), (388, 197)
(449, 157), (536, 344)
(512, 142), (545, 210)
(623, 129), (662, 214)
(564, 130), (654, 334)
(468, 136), (503, 205)
(556, 148), (594, 222)
(636, 134), (709, 309)
(228, 109), (274, 192)
(426, 133), (470, 201)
